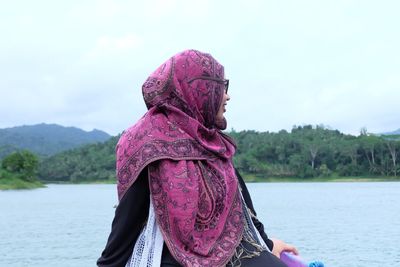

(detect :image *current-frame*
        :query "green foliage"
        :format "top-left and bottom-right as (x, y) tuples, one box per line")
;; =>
(38, 136), (118, 182)
(0, 169), (45, 189)
(1, 150), (39, 181)
(230, 125), (400, 179)
(32, 126), (400, 183)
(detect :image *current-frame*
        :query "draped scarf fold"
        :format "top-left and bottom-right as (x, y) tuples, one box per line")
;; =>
(116, 50), (243, 266)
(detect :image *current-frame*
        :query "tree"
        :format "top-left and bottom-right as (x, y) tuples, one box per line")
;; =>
(294, 125), (325, 170)
(1, 150), (39, 181)
(359, 135), (380, 174)
(386, 140), (398, 177)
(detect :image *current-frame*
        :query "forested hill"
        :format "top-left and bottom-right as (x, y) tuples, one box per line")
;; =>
(230, 126), (400, 178)
(0, 123), (111, 158)
(38, 125), (400, 182)
(38, 136), (118, 182)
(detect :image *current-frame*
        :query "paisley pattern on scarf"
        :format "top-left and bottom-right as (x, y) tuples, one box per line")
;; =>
(116, 50), (242, 266)
(149, 160), (243, 267)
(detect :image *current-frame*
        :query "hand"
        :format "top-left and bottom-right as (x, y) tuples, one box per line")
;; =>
(270, 238), (299, 259)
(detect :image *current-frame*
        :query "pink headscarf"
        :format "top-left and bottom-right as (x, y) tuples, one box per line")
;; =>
(116, 50), (243, 266)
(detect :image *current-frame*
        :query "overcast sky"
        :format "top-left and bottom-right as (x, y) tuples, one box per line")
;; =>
(1, 0), (399, 136)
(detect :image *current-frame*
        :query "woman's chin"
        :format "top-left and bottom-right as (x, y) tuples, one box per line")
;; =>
(215, 117), (227, 130)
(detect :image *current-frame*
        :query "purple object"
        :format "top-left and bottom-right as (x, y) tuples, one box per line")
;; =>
(280, 252), (308, 267)
(280, 252), (325, 267)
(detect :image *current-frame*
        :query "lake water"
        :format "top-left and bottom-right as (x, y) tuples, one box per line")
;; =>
(0, 182), (399, 267)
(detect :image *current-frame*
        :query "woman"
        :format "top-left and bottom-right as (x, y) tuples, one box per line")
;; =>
(98, 50), (297, 267)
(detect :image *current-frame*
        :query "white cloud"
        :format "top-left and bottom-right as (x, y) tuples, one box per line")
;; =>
(1, 0), (399, 135)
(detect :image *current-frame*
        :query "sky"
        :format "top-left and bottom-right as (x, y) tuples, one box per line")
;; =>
(1, 0), (399, 136)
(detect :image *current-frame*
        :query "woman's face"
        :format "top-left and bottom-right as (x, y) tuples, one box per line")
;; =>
(216, 88), (230, 122)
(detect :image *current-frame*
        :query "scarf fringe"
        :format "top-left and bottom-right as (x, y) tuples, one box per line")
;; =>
(227, 190), (269, 267)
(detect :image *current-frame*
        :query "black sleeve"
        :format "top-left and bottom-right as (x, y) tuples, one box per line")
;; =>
(97, 169), (150, 267)
(235, 169), (274, 251)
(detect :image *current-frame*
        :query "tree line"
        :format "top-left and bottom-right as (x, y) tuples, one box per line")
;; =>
(230, 125), (399, 178)
(2, 125), (399, 183)
(38, 136), (118, 182)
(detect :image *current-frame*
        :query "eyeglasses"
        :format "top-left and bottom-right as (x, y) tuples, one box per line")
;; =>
(188, 76), (229, 93)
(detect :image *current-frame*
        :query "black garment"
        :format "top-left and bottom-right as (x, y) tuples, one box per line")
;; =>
(97, 169), (283, 267)
(97, 169), (150, 267)
(235, 169), (274, 251)
(226, 250), (288, 267)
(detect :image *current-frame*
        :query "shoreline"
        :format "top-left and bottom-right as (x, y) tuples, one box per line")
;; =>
(2, 176), (399, 190)
(0, 177), (46, 190)
(43, 176), (400, 185)
(241, 175), (400, 183)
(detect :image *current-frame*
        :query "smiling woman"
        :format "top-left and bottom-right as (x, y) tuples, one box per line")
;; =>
(97, 49), (297, 267)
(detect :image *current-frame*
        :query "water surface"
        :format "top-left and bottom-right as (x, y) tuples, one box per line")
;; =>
(0, 182), (399, 266)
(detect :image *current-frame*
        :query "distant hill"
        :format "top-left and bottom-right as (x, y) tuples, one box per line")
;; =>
(0, 123), (112, 158)
(381, 128), (400, 135)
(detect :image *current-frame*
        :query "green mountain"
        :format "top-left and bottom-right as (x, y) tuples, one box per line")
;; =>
(0, 123), (111, 158)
